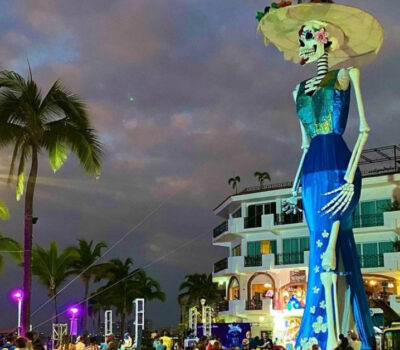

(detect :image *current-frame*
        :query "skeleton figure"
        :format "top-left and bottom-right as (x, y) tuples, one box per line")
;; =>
(282, 20), (375, 350)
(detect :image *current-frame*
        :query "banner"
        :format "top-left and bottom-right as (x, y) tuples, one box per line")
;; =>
(197, 323), (251, 348)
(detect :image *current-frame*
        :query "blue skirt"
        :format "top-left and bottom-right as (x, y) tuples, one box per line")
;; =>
(294, 134), (375, 350)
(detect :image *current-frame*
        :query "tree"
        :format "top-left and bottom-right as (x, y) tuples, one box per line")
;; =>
(94, 258), (165, 338)
(70, 239), (108, 332)
(228, 176), (241, 194)
(0, 201), (23, 270)
(178, 273), (221, 308)
(254, 171), (271, 188)
(0, 70), (103, 333)
(31, 242), (78, 323)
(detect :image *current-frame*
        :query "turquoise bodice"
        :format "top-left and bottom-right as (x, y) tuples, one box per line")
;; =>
(296, 70), (351, 139)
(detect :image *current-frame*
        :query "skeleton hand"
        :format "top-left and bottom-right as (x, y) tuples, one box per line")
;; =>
(283, 196), (302, 215)
(320, 182), (354, 217)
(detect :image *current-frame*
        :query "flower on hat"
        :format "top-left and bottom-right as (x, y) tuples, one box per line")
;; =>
(313, 28), (329, 44)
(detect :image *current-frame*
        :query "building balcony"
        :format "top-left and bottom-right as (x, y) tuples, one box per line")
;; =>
(213, 254), (275, 277)
(213, 221), (228, 238)
(214, 257), (228, 273)
(275, 252), (306, 265)
(218, 299), (272, 316)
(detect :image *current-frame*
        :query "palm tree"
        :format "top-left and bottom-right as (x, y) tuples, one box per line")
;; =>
(178, 273), (221, 308)
(94, 258), (165, 337)
(228, 176), (241, 194)
(0, 201), (23, 270)
(31, 242), (79, 323)
(0, 70), (103, 332)
(254, 171), (271, 188)
(70, 239), (108, 332)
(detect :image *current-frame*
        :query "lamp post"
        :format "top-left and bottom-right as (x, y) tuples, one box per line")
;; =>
(200, 298), (206, 324)
(11, 289), (24, 336)
(68, 306), (80, 336)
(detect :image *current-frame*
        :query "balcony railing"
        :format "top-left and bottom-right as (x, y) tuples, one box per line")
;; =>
(244, 216), (262, 229)
(275, 252), (305, 265)
(244, 255), (262, 267)
(275, 212), (303, 225)
(213, 221), (228, 238)
(217, 300), (229, 312)
(353, 214), (384, 228)
(359, 254), (384, 268)
(214, 257), (228, 272)
(246, 299), (263, 310)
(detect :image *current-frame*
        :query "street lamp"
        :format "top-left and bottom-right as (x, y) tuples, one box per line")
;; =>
(11, 289), (24, 336)
(68, 306), (80, 336)
(200, 298), (206, 323)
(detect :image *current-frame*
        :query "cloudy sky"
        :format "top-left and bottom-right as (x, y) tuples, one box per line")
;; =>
(0, 0), (399, 332)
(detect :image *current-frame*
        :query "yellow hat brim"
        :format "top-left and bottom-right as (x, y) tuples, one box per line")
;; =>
(257, 3), (384, 68)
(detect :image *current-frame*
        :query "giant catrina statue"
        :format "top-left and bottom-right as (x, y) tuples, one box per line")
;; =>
(257, 1), (384, 350)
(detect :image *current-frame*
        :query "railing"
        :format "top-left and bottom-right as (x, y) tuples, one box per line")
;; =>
(241, 181), (294, 194)
(213, 221), (228, 238)
(214, 257), (228, 272)
(353, 214), (384, 228)
(359, 254), (384, 268)
(275, 212), (303, 225)
(217, 300), (229, 312)
(275, 252), (305, 265)
(244, 255), (262, 267)
(246, 299), (263, 310)
(244, 216), (262, 229)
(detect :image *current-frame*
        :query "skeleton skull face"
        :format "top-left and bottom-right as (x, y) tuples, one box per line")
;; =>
(298, 23), (328, 65)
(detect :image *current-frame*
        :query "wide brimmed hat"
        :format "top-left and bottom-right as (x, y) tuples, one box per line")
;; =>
(257, 2), (384, 68)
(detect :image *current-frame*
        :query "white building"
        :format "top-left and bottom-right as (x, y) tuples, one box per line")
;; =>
(211, 145), (400, 346)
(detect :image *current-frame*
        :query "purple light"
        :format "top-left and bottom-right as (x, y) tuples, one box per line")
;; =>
(68, 306), (80, 316)
(11, 289), (24, 301)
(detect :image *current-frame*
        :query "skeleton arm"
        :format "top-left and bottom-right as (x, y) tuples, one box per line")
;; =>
(283, 85), (310, 214)
(320, 68), (369, 216)
(345, 68), (370, 182)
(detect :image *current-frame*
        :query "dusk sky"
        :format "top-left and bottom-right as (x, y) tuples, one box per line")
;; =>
(0, 0), (399, 331)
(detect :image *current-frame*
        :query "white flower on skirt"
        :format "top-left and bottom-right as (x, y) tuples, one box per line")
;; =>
(312, 316), (328, 334)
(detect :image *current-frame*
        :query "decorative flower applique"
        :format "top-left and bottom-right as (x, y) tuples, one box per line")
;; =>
(313, 28), (329, 44)
(300, 337), (319, 350)
(312, 316), (328, 334)
(322, 230), (329, 238)
(316, 240), (323, 248)
(313, 286), (320, 294)
(319, 300), (326, 309)
(314, 265), (320, 273)
(320, 251), (326, 260)
(310, 306), (316, 314)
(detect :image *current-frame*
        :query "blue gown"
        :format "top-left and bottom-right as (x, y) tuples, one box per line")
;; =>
(294, 70), (375, 350)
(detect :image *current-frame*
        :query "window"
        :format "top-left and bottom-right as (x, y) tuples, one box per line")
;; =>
(282, 237), (309, 264)
(353, 199), (391, 227)
(246, 202), (277, 228)
(356, 241), (394, 267)
(247, 240), (277, 257)
(232, 244), (241, 257)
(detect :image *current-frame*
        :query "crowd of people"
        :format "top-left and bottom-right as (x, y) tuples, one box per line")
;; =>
(0, 332), (47, 350)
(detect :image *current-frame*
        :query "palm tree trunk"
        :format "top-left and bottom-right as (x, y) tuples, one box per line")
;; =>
(53, 289), (59, 324)
(120, 312), (126, 339)
(22, 147), (38, 335)
(83, 278), (90, 332)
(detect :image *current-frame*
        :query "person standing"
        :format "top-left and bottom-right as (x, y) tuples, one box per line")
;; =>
(85, 337), (99, 350)
(259, 332), (273, 350)
(155, 340), (166, 350)
(57, 336), (75, 350)
(159, 332), (172, 350)
(105, 335), (117, 350)
(76, 336), (87, 350)
(121, 334), (132, 350)
(2, 334), (16, 350)
(15, 338), (27, 350)
(349, 333), (361, 350)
